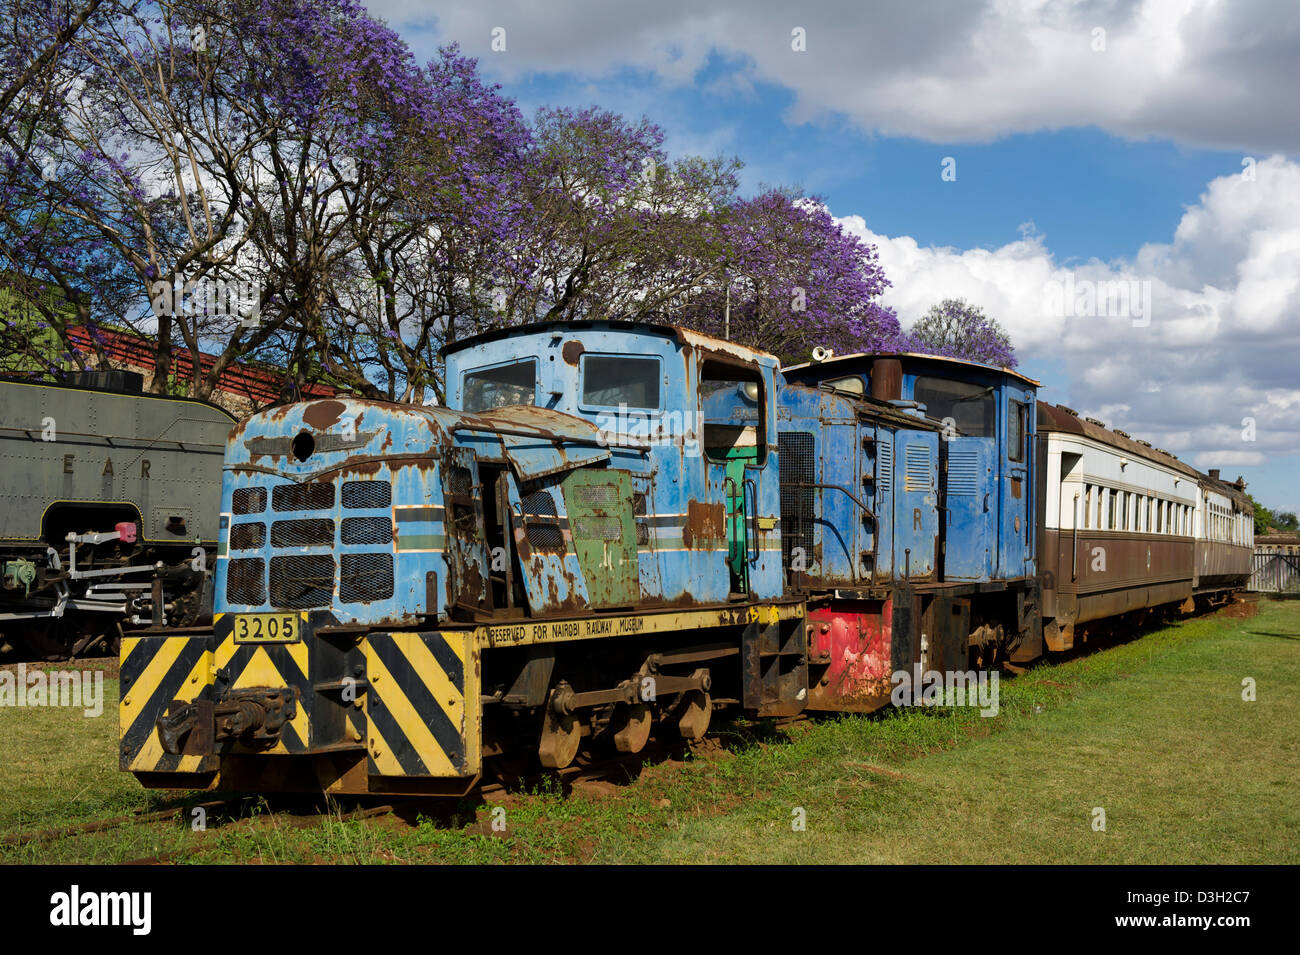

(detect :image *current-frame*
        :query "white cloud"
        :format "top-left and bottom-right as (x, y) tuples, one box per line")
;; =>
(834, 155), (1300, 479)
(373, 0), (1300, 151)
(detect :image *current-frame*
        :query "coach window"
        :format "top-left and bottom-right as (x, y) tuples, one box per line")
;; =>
(1107, 489), (1116, 530)
(580, 355), (662, 411)
(914, 377), (994, 437)
(1095, 487), (1103, 530)
(1008, 399), (1026, 461)
(463, 359), (537, 412)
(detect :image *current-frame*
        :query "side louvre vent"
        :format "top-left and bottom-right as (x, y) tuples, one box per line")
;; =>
(948, 449), (980, 496)
(904, 445), (932, 492)
(777, 432), (816, 575)
(877, 438), (893, 493)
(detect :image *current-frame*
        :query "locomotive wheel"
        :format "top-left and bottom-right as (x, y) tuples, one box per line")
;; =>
(612, 702), (652, 754)
(538, 705), (581, 769)
(674, 690), (712, 741)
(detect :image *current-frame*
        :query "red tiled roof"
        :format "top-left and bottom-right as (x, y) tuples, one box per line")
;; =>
(66, 327), (338, 405)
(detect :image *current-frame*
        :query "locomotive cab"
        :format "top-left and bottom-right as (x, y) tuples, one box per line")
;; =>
(785, 352), (1040, 586)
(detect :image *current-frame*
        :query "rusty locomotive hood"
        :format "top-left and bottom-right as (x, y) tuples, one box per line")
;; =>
(226, 397), (609, 483)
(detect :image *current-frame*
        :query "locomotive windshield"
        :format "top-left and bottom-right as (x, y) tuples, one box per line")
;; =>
(463, 359), (537, 411)
(914, 376), (994, 437)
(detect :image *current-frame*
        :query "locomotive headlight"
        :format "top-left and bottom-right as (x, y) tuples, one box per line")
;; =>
(742, 381), (760, 402)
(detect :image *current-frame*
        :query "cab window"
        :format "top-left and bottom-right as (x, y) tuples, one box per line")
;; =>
(700, 360), (766, 465)
(913, 376), (994, 437)
(463, 359), (537, 412)
(1008, 399), (1026, 461)
(581, 355), (661, 410)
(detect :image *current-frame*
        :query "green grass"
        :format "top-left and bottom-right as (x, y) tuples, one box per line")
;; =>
(2, 599), (1297, 864)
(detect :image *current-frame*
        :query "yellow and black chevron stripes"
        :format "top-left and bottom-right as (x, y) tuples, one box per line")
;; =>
(211, 613), (311, 754)
(119, 634), (214, 774)
(364, 631), (479, 778)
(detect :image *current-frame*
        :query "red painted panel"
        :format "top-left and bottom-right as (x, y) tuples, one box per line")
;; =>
(806, 600), (894, 712)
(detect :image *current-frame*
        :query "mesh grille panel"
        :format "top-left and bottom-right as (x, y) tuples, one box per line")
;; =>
(232, 487), (266, 515)
(269, 555), (334, 608)
(342, 516), (392, 545)
(340, 554), (394, 602)
(342, 480), (391, 509)
(574, 516), (622, 541)
(778, 432), (816, 574)
(447, 466), (473, 497)
(575, 484), (619, 507)
(522, 490), (565, 551)
(229, 523), (265, 551)
(271, 518), (335, 547)
(226, 557), (266, 605)
(272, 482), (334, 512)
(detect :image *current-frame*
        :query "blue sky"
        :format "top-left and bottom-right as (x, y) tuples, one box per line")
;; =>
(370, 0), (1300, 516)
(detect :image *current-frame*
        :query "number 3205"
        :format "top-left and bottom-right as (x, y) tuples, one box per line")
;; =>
(233, 613), (299, 643)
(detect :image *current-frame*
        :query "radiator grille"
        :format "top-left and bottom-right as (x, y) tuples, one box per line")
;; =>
(904, 444), (932, 492)
(229, 522), (265, 551)
(269, 555), (334, 608)
(272, 482), (334, 512)
(341, 516), (393, 546)
(232, 487), (266, 515)
(877, 438), (893, 493)
(226, 557), (266, 605)
(574, 516), (622, 541)
(575, 484), (619, 507)
(271, 518), (335, 547)
(778, 432), (816, 574)
(340, 554), (394, 602)
(948, 449), (980, 496)
(522, 490), (565, 551)
(341, 480), (391, 509)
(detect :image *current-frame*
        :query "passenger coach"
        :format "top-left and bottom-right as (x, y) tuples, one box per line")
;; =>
(1036, 403), (1252, 651)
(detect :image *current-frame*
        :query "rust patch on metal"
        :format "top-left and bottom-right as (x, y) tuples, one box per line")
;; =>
(561, 340), (585, 366)
(1011, 476), (1023, 499)
(302, 400), (347, 429)
(682, 500), (724, 549)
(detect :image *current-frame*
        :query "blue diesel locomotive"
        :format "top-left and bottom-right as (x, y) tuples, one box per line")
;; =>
(119, 321), (1038, 795)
